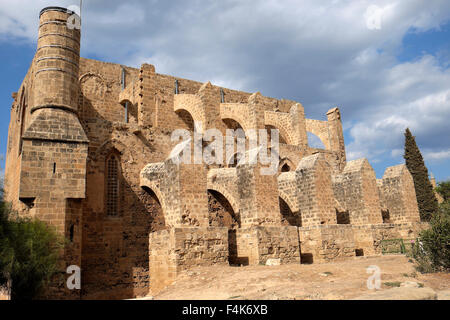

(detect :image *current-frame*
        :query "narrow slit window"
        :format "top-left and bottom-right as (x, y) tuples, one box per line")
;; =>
(220, 88), (225, 103)
(124, 102), (128, 123)
(174, 79), (179, 94)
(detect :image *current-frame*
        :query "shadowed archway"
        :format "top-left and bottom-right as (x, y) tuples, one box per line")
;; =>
(141, 186), (167, 232)
(279, 197), (302, 227)
(207, 189), (243, 265)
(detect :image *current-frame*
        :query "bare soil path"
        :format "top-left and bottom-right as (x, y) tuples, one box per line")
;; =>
(152, 255), (450, 300)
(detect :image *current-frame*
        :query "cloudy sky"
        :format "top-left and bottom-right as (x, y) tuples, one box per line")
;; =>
(0, 0), (449, 181)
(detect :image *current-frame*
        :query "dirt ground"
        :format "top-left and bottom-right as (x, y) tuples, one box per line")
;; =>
(152, 255), (450, 300)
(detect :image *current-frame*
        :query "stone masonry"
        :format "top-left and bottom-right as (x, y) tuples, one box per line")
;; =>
(4, 7), (428, 299)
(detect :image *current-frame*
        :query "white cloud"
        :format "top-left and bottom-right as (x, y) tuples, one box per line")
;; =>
(0, 0), (449, 177)
(391, 149), (403, 158)
(424, 149), (450, 161)
(0, 0), (75, 40)
(346, 56), (450, 163)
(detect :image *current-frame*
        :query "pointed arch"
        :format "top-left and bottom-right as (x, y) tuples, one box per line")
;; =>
(279, 196), (302, 227)
(206, 186), (239, 218)
(207, 189), (240, 229)
(141, 186), (167, 229)
(174, 94), (206, 133)
(220, 102), (255, 135)
(139, 184), (168, 219)
(305, 119), (330, 149)
(90, 139), (127, 163)
(175, 108), (195, 132)
(139, 163), (172, 226)
(278, 157), (295, 173)
(79, 72), (109, 101)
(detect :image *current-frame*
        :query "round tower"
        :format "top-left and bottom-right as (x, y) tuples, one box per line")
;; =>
(32, 6), (81, 114)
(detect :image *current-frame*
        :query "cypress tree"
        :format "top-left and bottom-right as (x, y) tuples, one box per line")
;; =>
(403, 128), (438, 221)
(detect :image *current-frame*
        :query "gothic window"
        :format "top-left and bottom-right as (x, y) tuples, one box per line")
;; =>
(106, 153), (120, 216)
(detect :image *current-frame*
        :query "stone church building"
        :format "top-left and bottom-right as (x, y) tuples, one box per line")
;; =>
(4, 7), (427, 299)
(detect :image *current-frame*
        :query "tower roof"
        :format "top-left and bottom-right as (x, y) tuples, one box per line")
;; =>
(39, 6), (76, 17)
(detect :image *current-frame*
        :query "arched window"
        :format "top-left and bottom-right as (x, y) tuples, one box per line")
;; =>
(278, 158), (294, 174)
(106, 153), (120, 216)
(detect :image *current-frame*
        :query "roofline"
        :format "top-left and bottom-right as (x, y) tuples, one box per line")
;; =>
(39, 6), (76, 17)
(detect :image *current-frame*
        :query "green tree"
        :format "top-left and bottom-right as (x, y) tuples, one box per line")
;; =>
(403, 128), (438, 221)
(0, 201), (63, 300)
(436, 180), (450, 202)
(0, 202), (13, 288)
(412, 202), (450, 273)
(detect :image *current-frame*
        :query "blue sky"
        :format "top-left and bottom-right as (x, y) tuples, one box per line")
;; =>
(0, 0), (449, 182)
(398, 23), (450, 66)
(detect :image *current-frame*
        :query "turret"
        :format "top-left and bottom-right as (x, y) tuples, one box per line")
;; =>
(32, 6), (81, 113)
(16, 7), (88, 298)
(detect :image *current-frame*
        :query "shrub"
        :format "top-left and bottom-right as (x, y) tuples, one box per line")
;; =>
(384, 281), (401, 288)
(0, 202), (63, 300)
(412, 202), (450, 273)
(0, 202), (13, 288)
(436, 180), (450, 202)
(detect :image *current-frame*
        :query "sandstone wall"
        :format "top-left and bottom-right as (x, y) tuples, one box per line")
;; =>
(296, 154), (337, 226)
(298, 225), (355, 263)
(149, 227), (229, 294)
(2, 6), (427, 300)
(233, 226), (300, 265)
(378, 165), (421, 224)
(332, 159), (383, 225)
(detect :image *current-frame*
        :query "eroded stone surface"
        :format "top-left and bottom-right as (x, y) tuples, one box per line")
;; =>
(3, 6), (428, 299)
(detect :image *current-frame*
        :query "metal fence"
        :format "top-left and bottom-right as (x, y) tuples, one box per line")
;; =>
(380, 238), (416, 255)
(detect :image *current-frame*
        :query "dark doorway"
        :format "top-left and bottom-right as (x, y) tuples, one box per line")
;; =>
(207, 190), (243, 265)
(141, 187), (166, 232)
